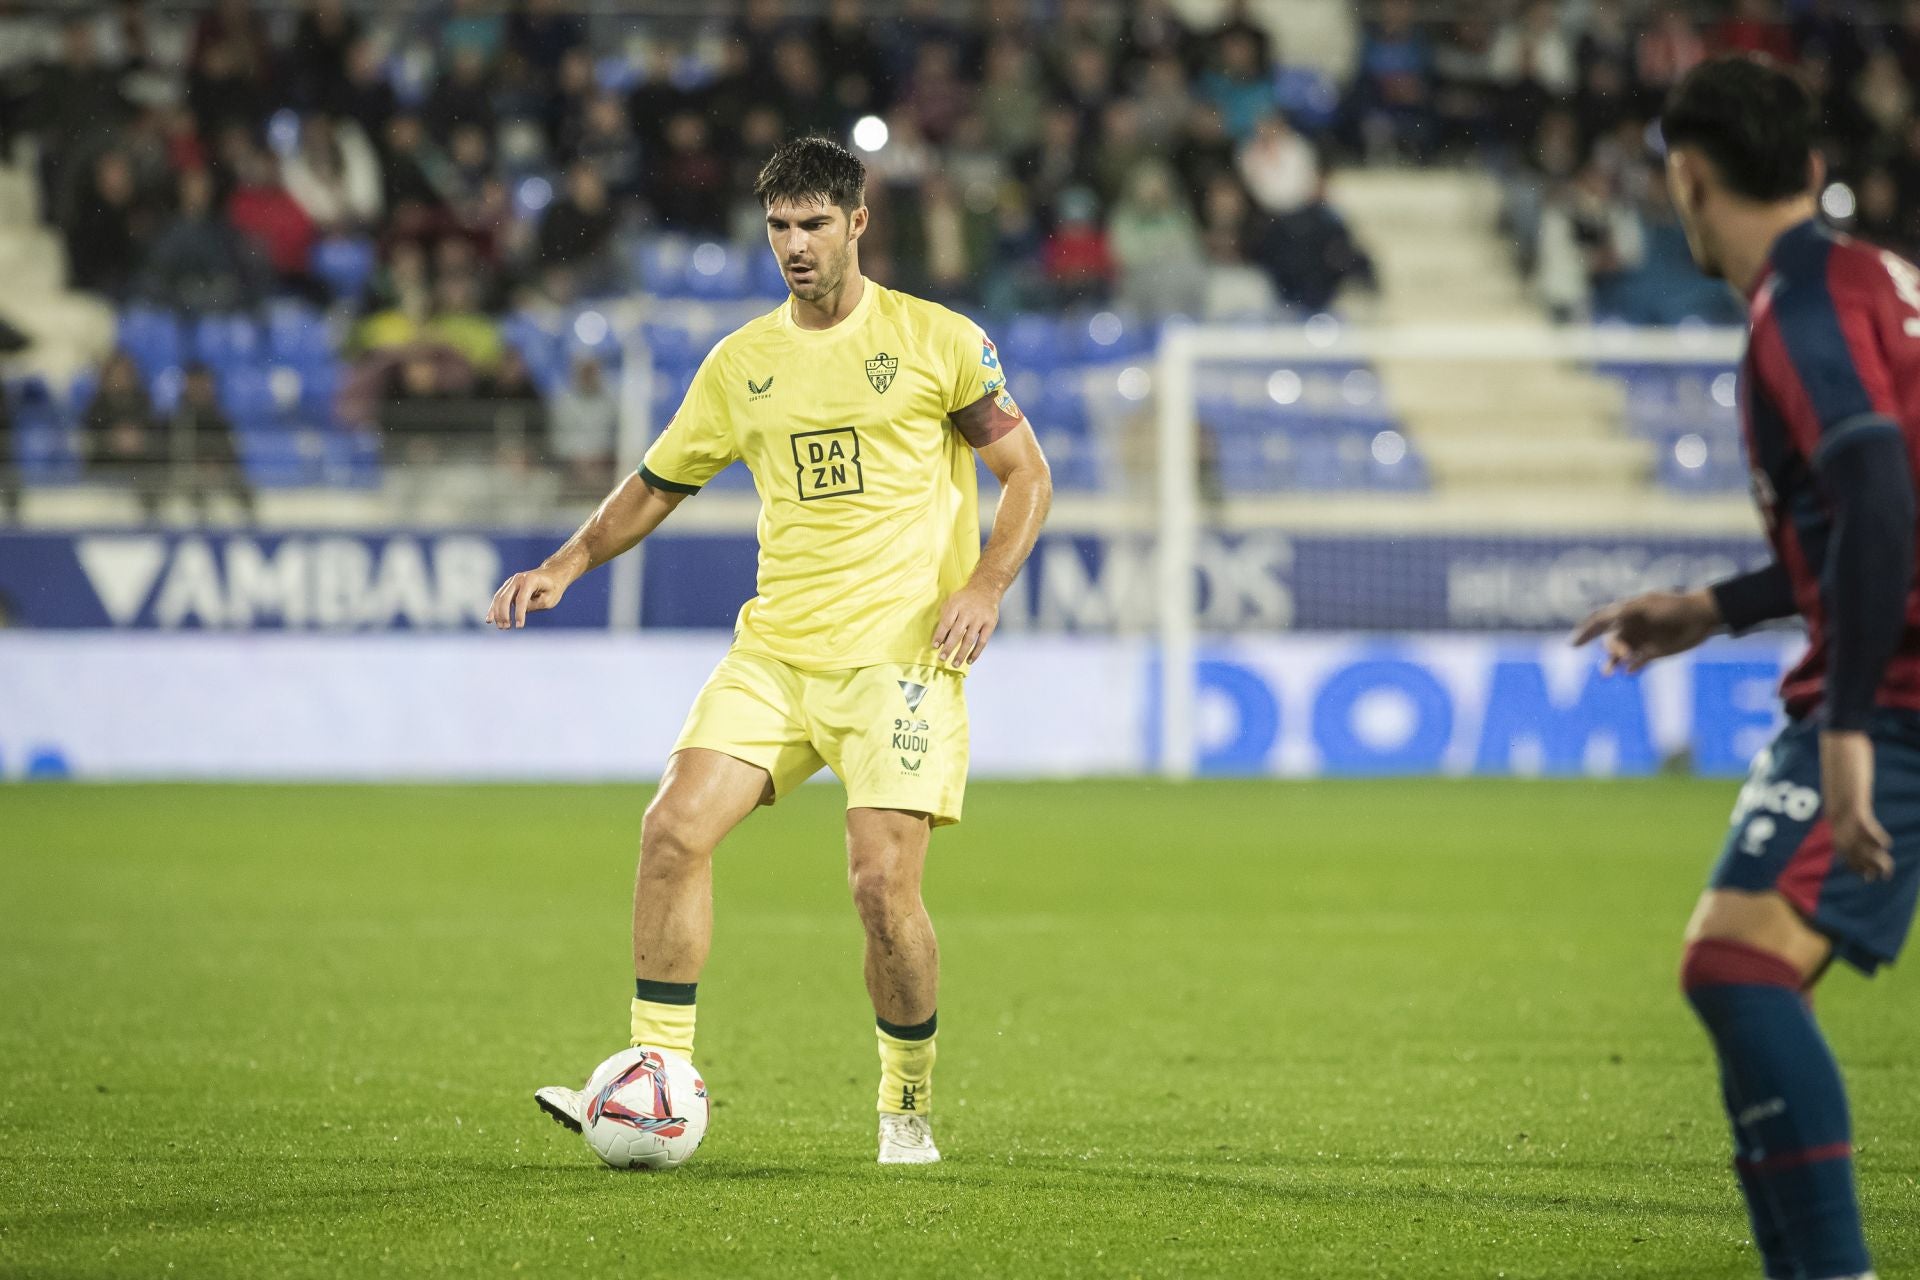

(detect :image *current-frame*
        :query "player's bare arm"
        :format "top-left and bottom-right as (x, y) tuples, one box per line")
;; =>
(933, 419), (1051, 666)
(486, 474), (687, 629)
(1575, 558), (1800, 675)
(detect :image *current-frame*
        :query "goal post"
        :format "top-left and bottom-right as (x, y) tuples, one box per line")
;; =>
(1150, 321), (1747, 780)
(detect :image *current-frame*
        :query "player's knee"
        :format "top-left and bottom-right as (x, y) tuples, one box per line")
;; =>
(848, 860), (917, 930)
(639, 803), (713, 880)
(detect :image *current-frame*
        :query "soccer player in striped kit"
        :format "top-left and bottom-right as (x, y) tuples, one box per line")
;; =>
(1578, 56), (1920, 1280)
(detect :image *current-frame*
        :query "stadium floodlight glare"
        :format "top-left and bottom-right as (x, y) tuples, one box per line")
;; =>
(1712, 372), (1738, 407)
(573, 310), (609, 345)
(852, 115), (889, 152)
(1821, 182), (1857, 221)
(1675, 433), (1710, 470)
(1116, 366), (1151, 401)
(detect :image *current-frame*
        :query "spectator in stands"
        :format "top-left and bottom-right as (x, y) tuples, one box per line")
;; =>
(1108, 160), (1204, 318)
(1856, 168), (1915, 259)
(899, 41), (970, 146)
(283, 115), (382, 235)
(647, 114), (728, 236)
(1116, 0), (1195, 82)
(137, 166), (265, 313)
(83, 350), (163, 517)
(1135, 53), (1195, 149)
(570, 94), (643, 202)
(977, 39), (1044, 156)
(539, 160), (619, 295)
(425, 46), (496, 148)
(625, 41), (684, 157)
(287, 0), (357, 111)
(1040, 186), (1113, 306)
(1091, 100), (1150, 206)
(1432, 12), (1500, 157)
(772, 36), (844, 141)
(1016, 104), (1092, 224)
(508, 0), (586, 88)
(1712, 0), (1794, 62)
(226, 143), (320, 299)
(65, 149), (149, 299)
(169, 362), (252, 520)
(815, 0), (888, 119)
(379, 114), (450, 219)
(1237, 113), (1319, 216)
(1853, 51), (1913, 148)
(1491, 0), (1576, 135)
(547, 353), (616, 497)
(1256, 175), (1379, 313)
(1175, 102), (1237, 209)
(426, 272), (501, 374)
(328, 37), (398, 144)
(439, 0), (502, 65)
(186, 13), (267, 142)
(1535, 161), (1644, 323)
(1199, 30), (1276, 143)
(1635, 7), (1706, 97)
(26, 20), (130, 213)
(374, 346), (479, 462)
(1349, 0), (1434, 161)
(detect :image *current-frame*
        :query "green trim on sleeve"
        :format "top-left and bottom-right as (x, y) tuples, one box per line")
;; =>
(639, 465), (702, 495)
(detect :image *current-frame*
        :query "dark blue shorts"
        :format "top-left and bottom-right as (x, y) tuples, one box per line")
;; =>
(1709, 710), (1920, 974)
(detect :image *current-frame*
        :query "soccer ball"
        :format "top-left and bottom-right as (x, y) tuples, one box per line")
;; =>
(580, 1046), (709, 1170)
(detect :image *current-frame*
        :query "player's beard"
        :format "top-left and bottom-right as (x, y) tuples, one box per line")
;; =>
(786, 240), (851, 303)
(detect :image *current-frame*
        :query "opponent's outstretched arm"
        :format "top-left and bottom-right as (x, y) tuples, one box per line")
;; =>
(487, 473), (688, 629)
(933, 421), (1052, 665)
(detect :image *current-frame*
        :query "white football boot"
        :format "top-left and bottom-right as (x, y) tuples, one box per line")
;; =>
(877, 1113), (940, 1165)
(534, 1085), (585, 1134)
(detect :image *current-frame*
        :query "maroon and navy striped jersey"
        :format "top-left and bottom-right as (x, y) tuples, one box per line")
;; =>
(1741, 219), (1920, 718)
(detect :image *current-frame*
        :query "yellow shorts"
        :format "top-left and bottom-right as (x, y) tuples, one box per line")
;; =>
(675, 649), (969, 826)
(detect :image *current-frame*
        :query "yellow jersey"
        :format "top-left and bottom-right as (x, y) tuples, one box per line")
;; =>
(640, 281), (1014, 673)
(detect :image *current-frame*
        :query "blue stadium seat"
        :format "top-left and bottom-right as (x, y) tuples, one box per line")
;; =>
(1004, 314), (1065, 371)
(219, 366), (278, 423)
(683, 244), (750, 301)
(1274, 66), (1341, 133)
(748, 250), (789, 299)
(194, 314), (263, 370)
(637, 237), (693, 297)
(311, 237), (378, 303)
(640, 322), (697, 369)
(16, 423), (81, 481)
(64, 372), (98, 420)
(266, 301), (332, 364)
(118, 307), (183, 376)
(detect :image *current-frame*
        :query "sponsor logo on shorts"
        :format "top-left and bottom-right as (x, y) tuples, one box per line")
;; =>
(1730, 777), (1821, 826)
(898, 680), (929, 712)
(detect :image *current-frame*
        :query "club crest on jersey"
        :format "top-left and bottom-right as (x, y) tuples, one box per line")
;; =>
(866, 352), (898, 394)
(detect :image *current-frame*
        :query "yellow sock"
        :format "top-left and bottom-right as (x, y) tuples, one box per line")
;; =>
(876, 1016), (936, 1115)
(630, 981), (697, 1060)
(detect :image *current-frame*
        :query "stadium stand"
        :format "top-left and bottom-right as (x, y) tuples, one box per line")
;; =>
(0, 0), (1909, 527)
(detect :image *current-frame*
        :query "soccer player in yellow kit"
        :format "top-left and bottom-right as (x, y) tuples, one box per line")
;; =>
(486, 137), (1052, 1164)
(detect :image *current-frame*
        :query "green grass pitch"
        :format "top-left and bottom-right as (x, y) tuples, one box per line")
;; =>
(3, 779), (1916, 1278)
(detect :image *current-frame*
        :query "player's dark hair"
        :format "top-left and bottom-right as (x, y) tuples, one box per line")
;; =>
(753, 136), (866, 213)
(1660, 54), (1815, 202)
